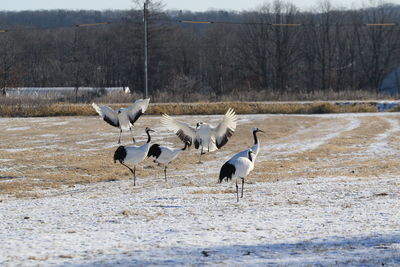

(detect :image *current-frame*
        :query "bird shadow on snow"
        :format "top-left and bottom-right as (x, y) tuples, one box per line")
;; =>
(62, 233), (400, 266)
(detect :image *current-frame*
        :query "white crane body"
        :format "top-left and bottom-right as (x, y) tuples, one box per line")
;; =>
(161, 108), (237, 162)
(147, 142), (189, 181)
(93, 98), (150, 143)
(114, 127), (154, 186)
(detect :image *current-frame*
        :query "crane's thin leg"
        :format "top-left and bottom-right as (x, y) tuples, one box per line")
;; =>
(121, 162), (136, 186)
(118, 128), (122, 144)
(164, 166), (167, 182)
(129, 126), (136, 144)
(236, 178), (239, 202)
(198, 148), (203, 163)
(241, 178), (244, 198)
(133, 166), (136, 186)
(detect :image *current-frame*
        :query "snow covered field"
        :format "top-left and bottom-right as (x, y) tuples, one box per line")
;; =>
(1, 113), (400, 266)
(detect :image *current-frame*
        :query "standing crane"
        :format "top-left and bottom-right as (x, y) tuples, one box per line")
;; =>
(219, 149), (255, 202)
(113, 127), (154, 186)
(147, 141), (191, 181)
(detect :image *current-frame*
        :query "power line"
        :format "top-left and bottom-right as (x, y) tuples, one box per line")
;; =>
(75, 21), (111, 27)
(154, 18), (399, 27)
(0, 21), (114, 33)
(0, 19), (399, 33)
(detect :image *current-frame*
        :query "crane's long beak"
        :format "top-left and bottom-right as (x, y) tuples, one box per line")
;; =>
(258, 129), (267, 136)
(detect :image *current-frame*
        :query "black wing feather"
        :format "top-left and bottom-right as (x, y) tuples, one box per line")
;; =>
(114, 146), (126, 163)
(104, 115), (119, 128)
(216, 128), (234, 149)
(194, 138), (200, 149)
(219, 162), (236, 183)
(176, 129), (193, 145)
(147, 144), (162, 159)
(128, 109), (144, 125)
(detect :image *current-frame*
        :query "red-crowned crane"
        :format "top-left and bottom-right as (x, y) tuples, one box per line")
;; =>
(161, 108), (237, 162)
(92, 98), (150, 144)
(219, 149), (255, 202)
(113, 127), (154, 186)
(147, 141), (190, 181)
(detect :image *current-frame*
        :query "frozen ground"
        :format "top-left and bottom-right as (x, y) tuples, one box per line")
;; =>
(1, 113), (400, 266)
(1, 176), (400, 266)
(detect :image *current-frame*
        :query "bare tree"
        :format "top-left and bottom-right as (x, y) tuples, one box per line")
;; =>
(354, 2), (400, 91)
(269, 0), (301, 93)
(0, 4), (399, 101)
(236, 8), (272, 90)
(0, 34), (22, 96)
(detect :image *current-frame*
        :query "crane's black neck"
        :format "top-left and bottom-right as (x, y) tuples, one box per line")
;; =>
(253, 130), (259, 145)
(248, 151), (253, 162)
(146, 130), (152, 143)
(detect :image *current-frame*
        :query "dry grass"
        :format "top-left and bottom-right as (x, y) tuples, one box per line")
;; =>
(0, 103), (94, 117)
(387, 105), (400, 112)
(120, 209), (164, 221)
(149, 102), (377, 115)
(0, 87), (394, 117)
(98, 89), (397, 103)
(1, 113), (400, 198)
(0, 101), (378, 117)
(190, 188), (235, 194)
(217, 89), (395, 102)
(254, 115), (400, 181)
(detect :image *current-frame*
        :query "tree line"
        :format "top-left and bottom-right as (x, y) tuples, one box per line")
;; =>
(0, 0), (399, 101)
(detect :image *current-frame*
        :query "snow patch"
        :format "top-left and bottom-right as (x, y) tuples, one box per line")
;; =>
(2, 148), (29, 153)
(366, 118), (400, 155)
(6, 126), (31, 131)
(261, 117), (361, 159)
(0, 176), (399, 266)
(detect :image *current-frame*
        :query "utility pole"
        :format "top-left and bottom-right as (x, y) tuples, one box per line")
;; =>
(73, 27), (79, 103)
(144, 0), (149, 98)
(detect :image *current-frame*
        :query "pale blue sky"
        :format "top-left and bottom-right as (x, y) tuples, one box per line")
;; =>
(0, 0), (398, 11)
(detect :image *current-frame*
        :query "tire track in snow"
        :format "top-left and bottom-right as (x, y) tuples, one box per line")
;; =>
(259, 117), (361, 160)
(366, 118), (400, 156)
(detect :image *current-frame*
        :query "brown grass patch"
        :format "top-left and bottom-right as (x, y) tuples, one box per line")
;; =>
(287, 199), (311, 205)
(1, 113), (400, 198)
(121, 210), (141, 217)
(120, 209), (164, 221)
(0, 101), (378, 117)
(387, 105), (400, 112)
(28, 256), (49, 261)
(248, 115), (399, 181)
(59, 255), (74, 259)
(191, 188), (235, 194)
